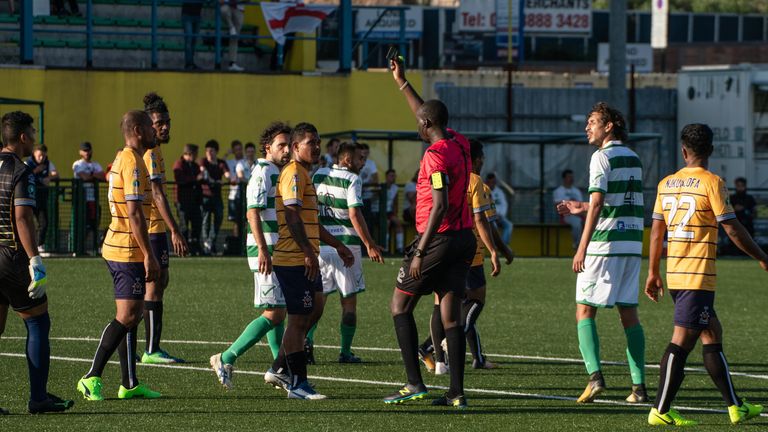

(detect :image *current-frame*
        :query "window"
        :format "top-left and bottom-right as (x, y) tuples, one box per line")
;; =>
(719, 16), (739, 42)
(742, 16), (764, 41)
(692, 15), (716, 42)
(669, 14), (689, 43)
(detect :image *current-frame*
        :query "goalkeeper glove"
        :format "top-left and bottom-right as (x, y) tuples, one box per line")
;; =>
(28, 255), (47, 299)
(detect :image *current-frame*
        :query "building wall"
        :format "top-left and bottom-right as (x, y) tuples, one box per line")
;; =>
(0, 68), (423, 180)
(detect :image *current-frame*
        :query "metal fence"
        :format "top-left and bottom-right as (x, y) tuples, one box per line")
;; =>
(38, 178), (401, 256)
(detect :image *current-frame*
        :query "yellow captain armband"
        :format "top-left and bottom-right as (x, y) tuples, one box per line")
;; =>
(430, 172), (445, 190)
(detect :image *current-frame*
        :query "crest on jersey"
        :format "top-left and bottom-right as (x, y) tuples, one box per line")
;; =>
(132, 168), (140, 179)
(291, 174), (299, 193)
(397, 267), (405, 283)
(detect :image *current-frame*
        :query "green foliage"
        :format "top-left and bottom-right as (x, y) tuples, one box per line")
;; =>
(593, 0), (768, 13)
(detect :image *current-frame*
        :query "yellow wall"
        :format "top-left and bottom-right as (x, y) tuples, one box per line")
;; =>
(0, 68), (423, 179)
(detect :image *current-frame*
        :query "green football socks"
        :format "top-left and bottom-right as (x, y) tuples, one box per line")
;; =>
(340, 323), (356, 355)
(624, 324), (646, 385)
(221, 316), (275, 365)
(266, 322), (284, 360)
(577, 318), (601, 375)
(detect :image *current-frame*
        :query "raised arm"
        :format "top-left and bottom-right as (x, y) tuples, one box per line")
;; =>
(390, 58), (424, 118)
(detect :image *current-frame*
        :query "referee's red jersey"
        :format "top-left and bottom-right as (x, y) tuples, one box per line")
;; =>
(415, 128), (473, 234)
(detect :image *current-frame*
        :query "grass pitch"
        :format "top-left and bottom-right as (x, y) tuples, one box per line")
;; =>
(1, 257), (767, 431)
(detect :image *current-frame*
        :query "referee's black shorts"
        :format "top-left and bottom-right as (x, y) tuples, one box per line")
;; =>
(395, 229), (475, 297)
(0, 246), (47, 312)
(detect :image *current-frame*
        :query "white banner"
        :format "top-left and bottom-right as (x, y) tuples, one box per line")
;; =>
(597, 43), (653, 73)
(261, 2), (336, 45)
(457, 0), (497, 32)
(355, 7), (423, 40)
(651, 0), (669, 49)
(522, 0), (591, 34)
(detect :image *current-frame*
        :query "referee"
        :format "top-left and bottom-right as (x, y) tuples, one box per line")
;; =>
(383, 59), (476, 409)
(0, 111), (74, 414)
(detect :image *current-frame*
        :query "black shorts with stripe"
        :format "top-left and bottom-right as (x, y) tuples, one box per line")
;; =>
(396, 229), (476, 297)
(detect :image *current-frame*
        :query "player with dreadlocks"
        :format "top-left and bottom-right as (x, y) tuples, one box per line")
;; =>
(140, 92), (189, 364)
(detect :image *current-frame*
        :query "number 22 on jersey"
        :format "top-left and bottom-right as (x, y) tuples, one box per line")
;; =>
(661, 195), (696, 239)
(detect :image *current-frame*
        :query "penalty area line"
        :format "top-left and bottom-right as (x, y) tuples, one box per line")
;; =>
(0, 352), (763, 418)
(5, 335), (768, 381)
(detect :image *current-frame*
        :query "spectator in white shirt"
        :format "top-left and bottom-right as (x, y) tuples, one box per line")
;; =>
(552, 169), (584, 250)
(235, 142), (257, 182)
(486, 172), (513, 245)
(72, 141), (106, 252)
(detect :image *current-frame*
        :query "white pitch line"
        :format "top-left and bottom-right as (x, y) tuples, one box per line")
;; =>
(0, 352), (762, 418)
(5, 335), (768, 381)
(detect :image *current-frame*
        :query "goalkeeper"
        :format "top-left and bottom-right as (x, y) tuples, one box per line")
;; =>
(0, 111), (74, 414)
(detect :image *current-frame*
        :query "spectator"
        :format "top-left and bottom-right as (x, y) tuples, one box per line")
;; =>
(72, 141), (106, 251)
(402, 169), (417, 225)
(226, 140), (244, 238)
(52, 0), (80, 17)
(235, 142), (257, 182)
(200, 139), (230, 254)
(173, 144), (204, 255)
(322, 138), (340, 168)
(553, 169), (584, 250)
(182, 0), (204, 70)
(25, 144), (58, 251)
(731, 177), (757, 238)
(486, 172), (512, 245)
(358, 143), (380, 236)
(220, 0), (245, 72)
(384, 169), (404, 254)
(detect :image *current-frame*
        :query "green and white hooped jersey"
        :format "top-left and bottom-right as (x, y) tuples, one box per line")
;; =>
(246, 159), (280, 271)
(586, 141), (644, 257)
(313, 165), (364, 246)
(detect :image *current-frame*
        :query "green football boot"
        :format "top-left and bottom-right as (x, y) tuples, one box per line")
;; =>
(729, 400), (763, 425)
(648, 408), (698, 426)
(77, 376), (104, 401)
(117, 383), (162, 400)
(141, 349), (185, 364)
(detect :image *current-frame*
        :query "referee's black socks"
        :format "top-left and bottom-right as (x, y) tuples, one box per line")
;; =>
(393, 313), (423, 386)
(86, 319), (128, 379)
(445, 326), (466, 398)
